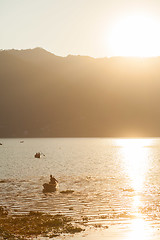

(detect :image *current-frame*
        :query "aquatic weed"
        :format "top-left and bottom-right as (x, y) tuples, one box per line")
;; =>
(0, 206), (8, 216)
(0, 208), (83, 239)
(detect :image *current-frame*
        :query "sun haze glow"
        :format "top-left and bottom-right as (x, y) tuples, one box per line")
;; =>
(116, 139), (152, 192)
(109, 14), (160, 57)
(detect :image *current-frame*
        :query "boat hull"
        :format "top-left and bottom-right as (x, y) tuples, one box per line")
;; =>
(43, 183), (58, 193)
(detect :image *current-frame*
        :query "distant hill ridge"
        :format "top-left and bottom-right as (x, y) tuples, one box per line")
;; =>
(0, 48), (160, 137)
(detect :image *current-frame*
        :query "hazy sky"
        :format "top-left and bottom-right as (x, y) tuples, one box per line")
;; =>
(1, 0), (160, 57)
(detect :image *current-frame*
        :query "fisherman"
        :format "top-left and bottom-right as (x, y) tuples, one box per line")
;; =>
(49, 175), (58, 185)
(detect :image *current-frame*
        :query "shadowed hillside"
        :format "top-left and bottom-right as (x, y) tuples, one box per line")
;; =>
(0, 48), (160, 137)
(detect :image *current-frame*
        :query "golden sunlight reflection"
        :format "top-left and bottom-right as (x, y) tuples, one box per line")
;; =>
(116, 139), (152, 192)
(127, 195), (155, 240)
(127, 218), (154, 240)
(132, 195), (142, 217)
(116, 139), (155, 240)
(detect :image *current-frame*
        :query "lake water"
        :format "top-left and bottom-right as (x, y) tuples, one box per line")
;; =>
(1, 138), (160, 233)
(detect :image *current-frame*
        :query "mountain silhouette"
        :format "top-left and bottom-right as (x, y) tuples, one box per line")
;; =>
(0, 48), (160, 137)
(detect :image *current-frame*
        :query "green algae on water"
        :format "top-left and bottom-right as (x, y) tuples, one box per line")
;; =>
(0, 207), (84, 239)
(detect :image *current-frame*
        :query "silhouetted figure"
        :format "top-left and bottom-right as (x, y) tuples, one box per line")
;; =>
(43, 175), (58, 193)
(49, 175), (58, 185)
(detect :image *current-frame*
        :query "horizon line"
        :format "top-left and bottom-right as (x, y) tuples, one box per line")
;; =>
(1, 47), (160, 59)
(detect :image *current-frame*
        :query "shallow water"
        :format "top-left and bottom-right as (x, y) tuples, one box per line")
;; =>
(1, 138), (160, 230)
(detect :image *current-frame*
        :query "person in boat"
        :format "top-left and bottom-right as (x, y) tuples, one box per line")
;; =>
(49, 175), (58, 185)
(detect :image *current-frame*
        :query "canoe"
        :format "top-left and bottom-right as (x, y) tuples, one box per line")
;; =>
(43, 182), (58, 193)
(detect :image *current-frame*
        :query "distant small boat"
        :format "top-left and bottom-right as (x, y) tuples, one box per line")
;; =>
(20, 141), (24, 143)
(34, 152), (41, 158)
(0, 143), (2, 145)
(43, 182), (58, 193)
(34, 152), (45, 158)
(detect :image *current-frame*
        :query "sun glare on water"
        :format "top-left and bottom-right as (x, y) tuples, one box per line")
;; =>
(115, 139), (155, 240)
(116, 139), (152, 192)
(109, 14), (160, 57)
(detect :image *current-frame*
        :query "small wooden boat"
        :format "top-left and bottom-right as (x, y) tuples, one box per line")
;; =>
(43, 182), (58, 193)
(35, 152), (41, 158)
